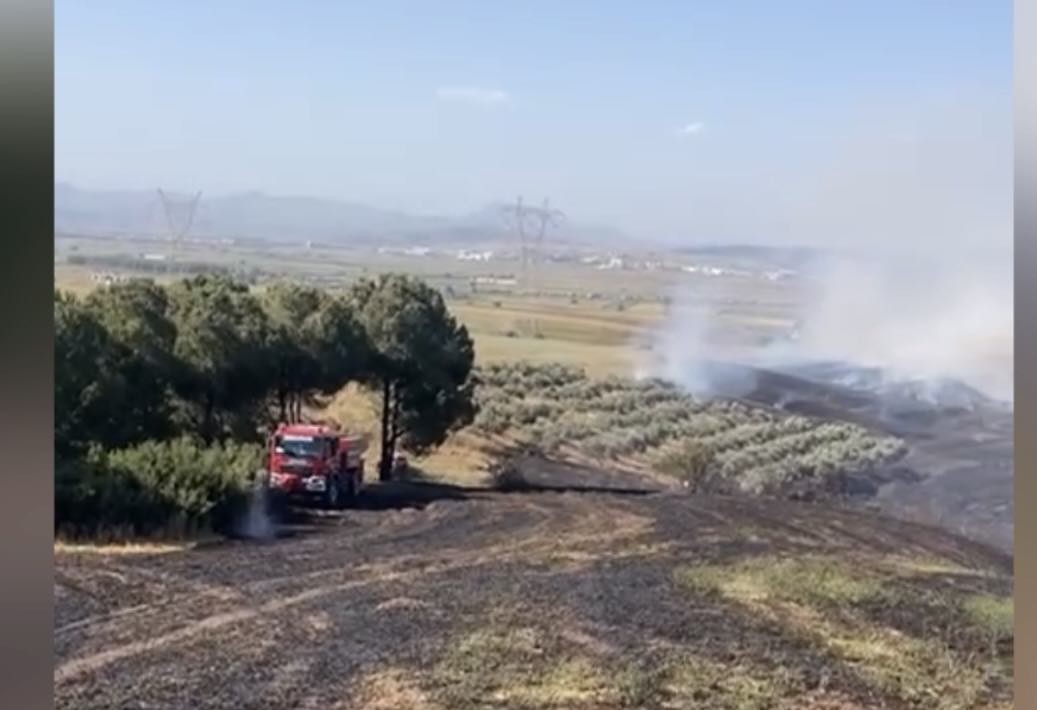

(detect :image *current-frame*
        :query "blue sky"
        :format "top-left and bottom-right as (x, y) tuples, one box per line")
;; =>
(56, 1), (1012, 247)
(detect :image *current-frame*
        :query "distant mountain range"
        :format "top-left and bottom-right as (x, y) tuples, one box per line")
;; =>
(54, 183), (631, 247)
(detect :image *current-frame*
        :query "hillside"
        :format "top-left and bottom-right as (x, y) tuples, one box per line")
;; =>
(55, 467), (1013, 709)
(696, 360), (1015, 551)
(55, 360), (1014, 708)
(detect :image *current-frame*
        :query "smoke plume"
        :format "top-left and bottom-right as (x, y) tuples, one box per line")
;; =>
(642, 88), (1012, 403)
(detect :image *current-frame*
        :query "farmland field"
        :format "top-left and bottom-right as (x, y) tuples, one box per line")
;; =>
(55, 233), (801, 379)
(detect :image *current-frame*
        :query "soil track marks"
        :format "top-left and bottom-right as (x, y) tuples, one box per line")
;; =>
(55, 475), (1012, 709)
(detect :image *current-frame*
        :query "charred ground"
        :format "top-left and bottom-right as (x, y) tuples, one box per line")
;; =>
(698, 360), (1014, 552)
(55, 461), (1013, 710)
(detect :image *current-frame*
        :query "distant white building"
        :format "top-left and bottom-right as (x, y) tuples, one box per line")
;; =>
(457, 249), (493, 262)
(763, 269), (796, 281)
(90, 272), (130, 287)
(377, 246), (432, 257)
(681, 264), (752, 278)
(597, 256), (626, 270)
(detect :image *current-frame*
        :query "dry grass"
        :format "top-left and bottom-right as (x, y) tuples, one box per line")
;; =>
(54, 265), (100, 295)
(54, 519), (225, 549)
(54, 540), (200, 556)
(354, 668), (438, 710)
(451, 297), (664, 376)
(319, 382), (382, 438)
(472, 332), (640, 376)
(409, 434), (494, 487)
(453, 301), (659, 344)
(317, 384), (493, 487)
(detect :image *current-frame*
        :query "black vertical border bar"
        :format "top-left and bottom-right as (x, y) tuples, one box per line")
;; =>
(0, 1), (55, 709)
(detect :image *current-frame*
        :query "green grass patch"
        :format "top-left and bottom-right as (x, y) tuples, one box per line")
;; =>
(674, 554), (1013, 709)
(432, 626), (609, 708)
(963, 594), (1014, 659)
(676, 555), (882, 605)
(664, 657), (783, 710)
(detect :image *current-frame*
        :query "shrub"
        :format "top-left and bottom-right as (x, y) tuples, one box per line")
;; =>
(473, 402), (513, 434)
(536, 429), (564, 455)
(653, 440), (716, 489)
(55, 437), (263, 538)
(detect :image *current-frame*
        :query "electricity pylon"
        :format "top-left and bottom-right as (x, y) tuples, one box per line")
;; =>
(157, 188), (202, 267)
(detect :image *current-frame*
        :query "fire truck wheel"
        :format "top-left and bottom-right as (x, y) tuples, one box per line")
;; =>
(323, 476), (341, 510)
(342, 472), (357, 503)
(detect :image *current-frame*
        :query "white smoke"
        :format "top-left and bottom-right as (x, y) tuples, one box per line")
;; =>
(787, 253), (1013, 402)
(646, 302), (714, 395)
(643, 251), (1013, 404)
(641, 88), (1012, 403)
(236, 473), (276, 540)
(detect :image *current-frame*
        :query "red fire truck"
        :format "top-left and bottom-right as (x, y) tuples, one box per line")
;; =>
(265, 423), (365, 509)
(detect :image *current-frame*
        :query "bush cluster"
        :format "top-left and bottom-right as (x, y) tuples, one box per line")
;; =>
(55, 437), (263, 538)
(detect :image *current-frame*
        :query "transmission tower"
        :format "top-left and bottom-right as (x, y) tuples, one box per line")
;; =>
(528, 197), (565, 293)
(500, 196), (565, 294)
(157, 188), (202, 267)
(500, 195), (529, 288)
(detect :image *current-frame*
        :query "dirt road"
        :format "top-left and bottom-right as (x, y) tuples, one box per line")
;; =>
(54, 478), (1012, 709)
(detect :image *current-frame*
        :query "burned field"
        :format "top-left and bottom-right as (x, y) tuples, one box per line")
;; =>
(55, 470), (1013, 710)
(704, 360), (1015, 552)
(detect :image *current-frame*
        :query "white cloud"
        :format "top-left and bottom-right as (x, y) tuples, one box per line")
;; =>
(436, 86), (511, 105)
(676, 122), (704, 136)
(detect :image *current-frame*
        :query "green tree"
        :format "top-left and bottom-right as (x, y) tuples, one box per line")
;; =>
(350, 274), (476, 480)
(166, 275), (273, 443)
(308, 295), (370, 396)
(82, 279), (180, 437)
(261, 284), (369, 423)
(261, 283), (324, 423)
(83, 279), (176, 370)
(55, 291), (164, 454)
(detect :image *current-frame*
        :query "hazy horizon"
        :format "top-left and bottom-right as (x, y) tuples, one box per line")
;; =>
(56, 1), (1011, 253)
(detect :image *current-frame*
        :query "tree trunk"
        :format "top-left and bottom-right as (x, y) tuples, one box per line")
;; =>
(277, 388), (288, 423)
(277, 358), (289, 423)
(201, 391), (215, 445)
(379, 377), (393, 481)
(390, 384), (402, 453)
